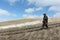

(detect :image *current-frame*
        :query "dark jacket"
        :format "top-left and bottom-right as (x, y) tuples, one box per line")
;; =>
(43, 15), (48, 24)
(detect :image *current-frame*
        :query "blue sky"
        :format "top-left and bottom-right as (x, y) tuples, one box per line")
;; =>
(0, 0), (60, 22)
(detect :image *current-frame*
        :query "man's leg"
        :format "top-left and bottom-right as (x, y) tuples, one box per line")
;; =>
(42, 24), (45, 28)
(45, 24), (48, 28)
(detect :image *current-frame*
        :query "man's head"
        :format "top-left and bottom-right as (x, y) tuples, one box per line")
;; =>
(43, 13), (46, 16)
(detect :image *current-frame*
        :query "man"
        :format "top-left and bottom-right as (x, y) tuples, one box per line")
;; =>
(42, 13), (48, 29)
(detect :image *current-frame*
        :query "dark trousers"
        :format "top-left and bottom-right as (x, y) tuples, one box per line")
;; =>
(42, 23), (48, 28)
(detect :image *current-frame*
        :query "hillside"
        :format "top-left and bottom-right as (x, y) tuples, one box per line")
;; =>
(0, 18), (60, 26)
(0, 18), (42, 26)
(0, 18), (60, 40)
(0, 23), (60, 40)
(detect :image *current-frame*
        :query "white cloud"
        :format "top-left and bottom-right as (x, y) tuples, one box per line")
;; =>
(27, 0), (60, 18)
(27, 0), (60, 6)
(27, 0), (60, 12)
(24, 7), (43, 18)
(48, 6), (60, 18)
(25, 7), (43, 14)
(36, 7), (42, 11)
(53, 13), (60, 18)
(0, 9), (10, 16)
(23, 14), (40, 18)
(49, 6), (60, 12)
(6, 0), (20, 5)
(22, 14), (45, 19)
(25, 8), (35, 14)
(0, 9), (17, 17)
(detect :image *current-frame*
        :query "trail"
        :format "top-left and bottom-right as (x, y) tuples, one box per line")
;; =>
(0, 22), (60, 36)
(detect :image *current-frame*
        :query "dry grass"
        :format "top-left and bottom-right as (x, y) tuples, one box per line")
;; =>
(0, 25), (60, 40)
(0, 18), (60, 40)
(0, 18), (60, 26)
(0, 18), (42, 26)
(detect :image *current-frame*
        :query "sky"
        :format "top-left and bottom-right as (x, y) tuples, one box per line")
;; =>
(0, 0), (60, 22)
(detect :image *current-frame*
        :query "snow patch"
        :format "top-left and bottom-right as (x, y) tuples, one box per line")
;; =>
(0, 21), (41, 29)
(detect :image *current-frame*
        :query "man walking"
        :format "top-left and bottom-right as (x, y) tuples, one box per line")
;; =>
(42, 13), (48, 29)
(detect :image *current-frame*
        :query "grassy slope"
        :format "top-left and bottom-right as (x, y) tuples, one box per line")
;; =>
(0, 18), (42, 26)
(0, 18), (60, 40)
(0, 18), (60, 26)
(0, 25), (60, 40)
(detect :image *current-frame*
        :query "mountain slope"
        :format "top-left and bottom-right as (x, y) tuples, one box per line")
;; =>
(0, 22), (60, 40)
(0, 18), (60, 40)
(0, 18), (60, 26)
